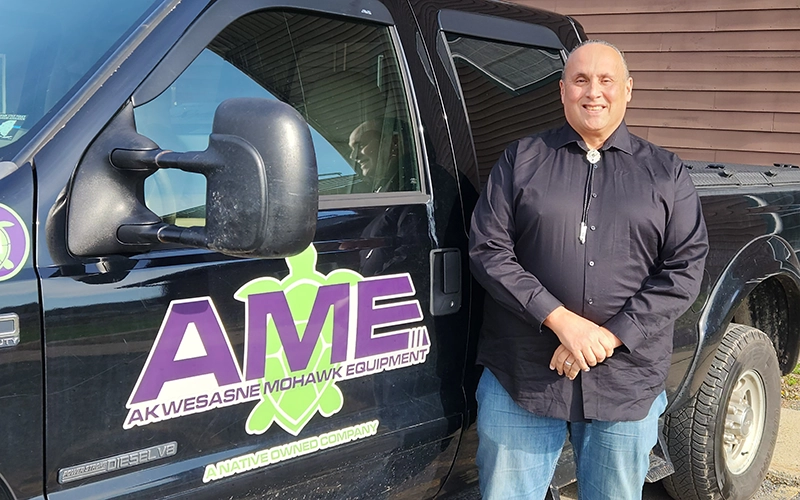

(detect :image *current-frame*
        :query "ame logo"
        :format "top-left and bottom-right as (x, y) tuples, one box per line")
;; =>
(125, 245), (430, 435)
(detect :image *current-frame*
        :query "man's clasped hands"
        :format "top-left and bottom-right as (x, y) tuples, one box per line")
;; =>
(543, 306), (624, 380)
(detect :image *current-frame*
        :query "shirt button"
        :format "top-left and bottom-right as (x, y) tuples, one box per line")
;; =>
(587, 298), (594, 305)
(590, 225), (596, 231)
(591, 193), (597, 198)
(593, 165), (598, 169)
(588, 260), (595, 267)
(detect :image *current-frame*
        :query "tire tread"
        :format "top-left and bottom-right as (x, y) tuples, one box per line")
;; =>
(662, 324), (780, 500)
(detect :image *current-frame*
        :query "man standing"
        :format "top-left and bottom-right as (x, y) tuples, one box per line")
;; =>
(468, 40), (709, 499)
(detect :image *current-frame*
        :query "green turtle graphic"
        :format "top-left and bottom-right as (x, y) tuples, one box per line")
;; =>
(0, 221), (16, 270)
(235, 245), (362, 436)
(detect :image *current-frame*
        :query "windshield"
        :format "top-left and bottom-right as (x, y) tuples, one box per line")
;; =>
(0, 0), (163, 161)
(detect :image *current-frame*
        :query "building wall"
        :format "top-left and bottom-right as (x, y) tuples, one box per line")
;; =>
(508, 0), (800, 167)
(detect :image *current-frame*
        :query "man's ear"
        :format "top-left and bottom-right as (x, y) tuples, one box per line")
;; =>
(625, 77), (633, 103)
(559, 79), (565, 103)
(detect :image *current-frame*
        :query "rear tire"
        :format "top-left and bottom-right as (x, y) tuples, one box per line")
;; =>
(662, 324), (781, 500)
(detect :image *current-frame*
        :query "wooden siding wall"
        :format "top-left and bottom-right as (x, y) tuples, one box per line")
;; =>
(508, 0), (800, 167)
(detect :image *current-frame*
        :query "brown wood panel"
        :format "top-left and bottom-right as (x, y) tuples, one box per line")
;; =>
(667, 147), (800, 166)
(624, 51), (800, 72)
(547, 0), (800, 15)
(624, 109), (777, 132)
(715, 9), (800, 30)
(645, 127), (800, 154)
(628, 91), (800, 113)
(627, 125), (650, 141)
(632, 71), (800, 92)
(595, 31), (800, 52)
(665, 148), (717, 162)
(713, 149), (800, 165)
(512, 0), (559, 12)
(575, 12), (717, 34)
(712, 92), (800, 113)
(595, 33), (664, 52)
(774, 113), (800, 133)
(628, 90), (716, 111)
(578, 9), (800, 33)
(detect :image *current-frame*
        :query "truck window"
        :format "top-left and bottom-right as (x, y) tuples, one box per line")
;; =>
(442, 34), (565, 185)
(135, 10), (421, 227)
(0, 0), (160, 161)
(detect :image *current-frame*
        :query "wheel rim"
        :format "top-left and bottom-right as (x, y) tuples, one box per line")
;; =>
(723, 369), (767, 474)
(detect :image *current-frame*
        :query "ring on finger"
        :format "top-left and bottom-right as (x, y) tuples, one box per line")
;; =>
(564, 360), (573, 367)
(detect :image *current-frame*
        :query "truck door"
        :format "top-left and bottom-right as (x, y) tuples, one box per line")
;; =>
(411, 6), (579, 495)
(36, 1), (465, 498)
(0, 164), (42, 500)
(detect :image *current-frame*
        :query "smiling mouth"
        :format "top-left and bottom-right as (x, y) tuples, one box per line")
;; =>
(583, 105), (605, 111)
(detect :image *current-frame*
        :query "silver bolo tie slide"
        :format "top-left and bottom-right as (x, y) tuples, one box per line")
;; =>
(580, 148), (601, 244)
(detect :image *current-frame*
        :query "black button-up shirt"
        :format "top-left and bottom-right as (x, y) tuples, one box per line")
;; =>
(469, 122), (708, 422)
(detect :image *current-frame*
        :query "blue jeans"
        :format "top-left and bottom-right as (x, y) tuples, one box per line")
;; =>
(476, 369), (667, 500)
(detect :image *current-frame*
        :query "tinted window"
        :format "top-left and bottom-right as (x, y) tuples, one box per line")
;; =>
(135, 10), (420, 227)
(444, 34), (565, 184)
(0, 0), (159, 160)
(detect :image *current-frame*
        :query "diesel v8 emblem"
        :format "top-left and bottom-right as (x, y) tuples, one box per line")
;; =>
(58, 442), (178, 483)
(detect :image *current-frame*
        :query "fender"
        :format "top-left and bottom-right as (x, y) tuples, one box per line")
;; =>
(0, 472), (15, 500)
(671, 234), (800, 410)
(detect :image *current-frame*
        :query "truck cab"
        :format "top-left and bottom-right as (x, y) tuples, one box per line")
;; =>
(0, 1), (793, 499)
(2, 0), (578, 497)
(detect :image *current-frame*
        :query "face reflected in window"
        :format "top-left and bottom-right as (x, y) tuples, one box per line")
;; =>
(348, 122), (382, 179)
(347, 120), (401, 193)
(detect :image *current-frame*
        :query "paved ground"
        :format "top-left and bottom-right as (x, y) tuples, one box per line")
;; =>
(448, 407), (800, 499)
(557, 407), (800, 500)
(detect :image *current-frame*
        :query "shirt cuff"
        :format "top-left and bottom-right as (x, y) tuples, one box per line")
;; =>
(603, 313), (647, 353)
(525, 289), (564, 327)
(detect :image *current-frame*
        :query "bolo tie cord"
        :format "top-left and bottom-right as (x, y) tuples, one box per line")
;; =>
(580, 151), (599, 244)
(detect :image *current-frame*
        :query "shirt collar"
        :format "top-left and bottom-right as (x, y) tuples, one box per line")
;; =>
(554, 121), (633, 155)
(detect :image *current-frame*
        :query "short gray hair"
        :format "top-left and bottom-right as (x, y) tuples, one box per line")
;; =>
(562, 39), (630, 79)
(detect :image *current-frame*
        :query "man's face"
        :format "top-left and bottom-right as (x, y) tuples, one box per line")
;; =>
(560, 43), (632, 149)
(348, 128), (381, 177)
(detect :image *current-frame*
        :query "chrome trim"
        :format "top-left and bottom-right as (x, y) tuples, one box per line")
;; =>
(0, 313), (19, 348)
(389, 25), (430, 198)
(319, 193), (430, 210)
(566, 17), (584, 46)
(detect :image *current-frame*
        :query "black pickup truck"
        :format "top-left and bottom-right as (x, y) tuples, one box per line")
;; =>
(0, 1), (795, 499)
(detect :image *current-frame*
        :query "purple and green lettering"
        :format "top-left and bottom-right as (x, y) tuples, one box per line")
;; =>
(129, 299), (242, 404)
(125, 244), (428, 436)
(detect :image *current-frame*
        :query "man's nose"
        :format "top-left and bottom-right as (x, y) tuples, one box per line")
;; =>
(586, 79), (602, 98)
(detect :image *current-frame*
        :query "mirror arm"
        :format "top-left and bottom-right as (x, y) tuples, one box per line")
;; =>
(109, 148), (162, 171)
(117, 223), (207, 247)
(111, 148), (218, 172)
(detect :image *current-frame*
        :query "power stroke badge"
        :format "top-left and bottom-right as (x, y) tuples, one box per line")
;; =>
(124, 245), (430, 436)
(58, 442), (177, 484)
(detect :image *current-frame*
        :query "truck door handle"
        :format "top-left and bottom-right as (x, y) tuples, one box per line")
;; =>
(430, 249), (461, 316)
(0, 313), (19, 348)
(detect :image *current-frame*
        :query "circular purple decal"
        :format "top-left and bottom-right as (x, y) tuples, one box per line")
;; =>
(0, 203), (30, 281)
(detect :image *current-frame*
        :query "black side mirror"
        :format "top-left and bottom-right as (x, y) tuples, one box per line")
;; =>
(67, 98), (317, 259)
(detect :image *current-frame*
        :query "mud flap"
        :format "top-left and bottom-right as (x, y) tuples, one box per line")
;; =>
(646, 419), (675, 483)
